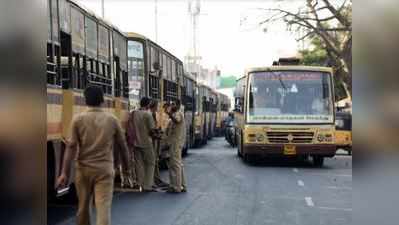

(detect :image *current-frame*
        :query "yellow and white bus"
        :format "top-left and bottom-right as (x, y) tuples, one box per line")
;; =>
(216, 93), (231, 136)
(234, 66), (336, 167)
(47, 0), (129, 199)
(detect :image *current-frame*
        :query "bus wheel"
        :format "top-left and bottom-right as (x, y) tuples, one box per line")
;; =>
(182, 147), (188, 156)
(237, 132), (243, 158)
(237, 146), (242, 157)
(313, 156), (324, 167)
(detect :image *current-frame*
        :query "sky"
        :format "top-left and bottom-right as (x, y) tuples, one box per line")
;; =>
(76, 0), (302, 76)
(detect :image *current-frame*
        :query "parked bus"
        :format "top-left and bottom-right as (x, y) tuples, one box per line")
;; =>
(208, 89), (217, 139)
(180, 73), (197, 154)
(194, 84), (208, 146)
(47, 0), (225, 199)
(47, 0), (129, 199)
(234, 66), (336, 167)
(216, 93), (231, 136)
(126, 32), (188, 159)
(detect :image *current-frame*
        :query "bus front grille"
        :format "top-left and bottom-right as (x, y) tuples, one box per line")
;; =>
(266, 132), (314, 144)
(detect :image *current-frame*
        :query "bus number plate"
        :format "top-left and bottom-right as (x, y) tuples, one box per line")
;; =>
(284, 145), (297, 155)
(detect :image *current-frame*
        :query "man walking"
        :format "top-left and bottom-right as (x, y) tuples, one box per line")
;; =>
(56, 85), (130, 225)
(165, 100), (187, 193)
(127, 97), (158, 192)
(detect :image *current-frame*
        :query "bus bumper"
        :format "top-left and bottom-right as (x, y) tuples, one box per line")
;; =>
(243, 144), (336, 158)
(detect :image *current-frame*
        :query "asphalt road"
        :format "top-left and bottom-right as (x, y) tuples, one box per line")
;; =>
(48, 137), (352, 225)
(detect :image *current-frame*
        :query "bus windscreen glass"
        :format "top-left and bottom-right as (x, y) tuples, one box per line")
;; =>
(247, 71), (333, 124)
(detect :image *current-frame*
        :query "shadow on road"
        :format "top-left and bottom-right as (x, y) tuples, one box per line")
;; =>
(241, 156), (342, 170)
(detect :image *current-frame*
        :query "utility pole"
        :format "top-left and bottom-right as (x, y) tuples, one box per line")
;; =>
(186, 0), (202, 83)
(155, 0), (158, 42)
(101, 0), (105, 18)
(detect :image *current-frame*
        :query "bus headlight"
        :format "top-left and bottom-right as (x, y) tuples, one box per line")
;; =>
(335, 119), (344, 129)
(317, 133), (333, 142)
(248, 134), (257, 142)
(324, 134), (333, 142)
(317, 134), (325, 142)
(256, 134), (265, 142)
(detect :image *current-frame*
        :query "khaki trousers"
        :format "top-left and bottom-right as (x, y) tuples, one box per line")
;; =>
(75, 166), (114, 225)
(153, 140), (167, 185)
(135, 146), (156, 190)
(168, 142), (186, 192)
(127, 147), (138, 186)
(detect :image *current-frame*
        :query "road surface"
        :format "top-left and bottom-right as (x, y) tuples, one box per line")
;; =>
(49, 137), (352, 225)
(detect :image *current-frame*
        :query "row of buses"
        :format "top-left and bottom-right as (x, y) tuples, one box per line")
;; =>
(47, 0), (230, 198)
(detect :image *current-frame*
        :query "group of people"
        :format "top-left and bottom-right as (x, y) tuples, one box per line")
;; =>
(56, 85), (186, 225)
(124, 96), (187, 193)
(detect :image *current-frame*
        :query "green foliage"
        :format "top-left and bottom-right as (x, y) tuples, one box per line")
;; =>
(300, 37), (328, 66)
(300, 38), (348, 101)
(301, 48), (328, 66)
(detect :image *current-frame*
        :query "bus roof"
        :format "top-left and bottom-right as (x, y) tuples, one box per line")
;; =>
(126, 32), (148, 40)
(126, 31), (183, 64)
(69, 0), (125, 36)
(245, 66), (333, 75)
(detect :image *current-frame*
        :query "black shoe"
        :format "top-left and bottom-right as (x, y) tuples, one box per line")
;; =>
(166, 187), (180, 193)
(159, 185), (170, 190)
(132, 184), (142, 192)
(142, 188), (158, 192)
(157, 182), (169, 188)
(181, 187), (187, 193)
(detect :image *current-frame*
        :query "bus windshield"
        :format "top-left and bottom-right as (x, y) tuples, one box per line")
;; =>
(247, 71), (333, 124)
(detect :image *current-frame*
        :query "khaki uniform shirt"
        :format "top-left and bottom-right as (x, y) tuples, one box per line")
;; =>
(69, 107), (129, 172)
(133, 109), (156, 149)
(166, 111), (186, 146)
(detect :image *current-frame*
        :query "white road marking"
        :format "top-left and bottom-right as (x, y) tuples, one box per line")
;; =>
(293, 168), (299, 173)
(325, 186), (352, 190)
(318, 206), (352, 212)
(297, 180), (305, 187)
(305, 197), (314, 207)
(304, 172), (352, 177)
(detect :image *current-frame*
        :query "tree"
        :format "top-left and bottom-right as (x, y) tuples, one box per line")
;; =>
(300, 36), (347, 100)
(258, 0), (352, 93)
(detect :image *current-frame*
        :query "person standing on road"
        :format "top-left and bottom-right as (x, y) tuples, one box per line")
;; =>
(56, 85), (130, 225)
(165, 100), (187, 193)
(149, 99), (169, 189)
(125, 104), (144, 191)
(128, 97), (158, 192)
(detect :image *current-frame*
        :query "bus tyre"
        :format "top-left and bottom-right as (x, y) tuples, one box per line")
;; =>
(237, 133), (243, 158)
(313, 156), (325, 167)
(182, 147), (188, 157)
(237, 146), (242, 157)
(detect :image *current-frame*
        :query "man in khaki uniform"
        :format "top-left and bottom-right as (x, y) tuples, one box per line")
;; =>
(129, 97), (158, 192)
(56, 86), (130, 225)
(149, 100), (169, 188)
(165, 100), (187, 193)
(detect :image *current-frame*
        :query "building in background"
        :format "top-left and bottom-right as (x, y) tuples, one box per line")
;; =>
(195, 65), (220, 89)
